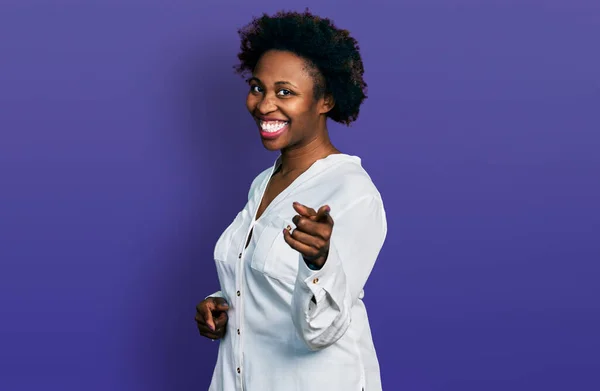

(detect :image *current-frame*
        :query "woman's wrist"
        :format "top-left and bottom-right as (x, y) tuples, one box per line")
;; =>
(305, 260), (321, 270)
(303, 254), (327, 270)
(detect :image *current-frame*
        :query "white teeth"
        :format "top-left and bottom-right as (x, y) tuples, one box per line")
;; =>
(260, 120), (288, 133)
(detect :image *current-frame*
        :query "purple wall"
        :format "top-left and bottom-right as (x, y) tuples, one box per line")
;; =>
(1, 1), (598, 390)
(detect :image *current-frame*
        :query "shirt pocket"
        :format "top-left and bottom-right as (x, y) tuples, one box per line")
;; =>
(250, 214), (299, 286)
(213, 208), (249, 264)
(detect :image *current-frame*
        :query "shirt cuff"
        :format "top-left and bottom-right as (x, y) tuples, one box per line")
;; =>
(296, 242), (346, 315)
(205, 290), (225, 300)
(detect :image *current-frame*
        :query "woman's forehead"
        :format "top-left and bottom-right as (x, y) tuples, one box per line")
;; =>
(253, 50), (314, 85)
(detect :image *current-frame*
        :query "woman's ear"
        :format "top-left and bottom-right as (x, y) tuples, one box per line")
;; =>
(319, 93), (335, 115)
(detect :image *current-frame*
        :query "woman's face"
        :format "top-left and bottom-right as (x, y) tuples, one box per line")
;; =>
(246, 50), (332, 152)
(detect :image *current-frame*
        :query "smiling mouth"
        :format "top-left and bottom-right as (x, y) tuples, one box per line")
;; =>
(259, 120), (289, 133)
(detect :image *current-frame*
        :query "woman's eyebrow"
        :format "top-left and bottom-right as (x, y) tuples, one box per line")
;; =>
(274, 81), (298, 88)
(248, 77), (297, 89)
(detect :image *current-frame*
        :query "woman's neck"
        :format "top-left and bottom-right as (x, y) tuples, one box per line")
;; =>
(278, 137), (340, 177)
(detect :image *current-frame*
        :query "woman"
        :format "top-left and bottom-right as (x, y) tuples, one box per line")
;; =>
(195, 9), (387, 391)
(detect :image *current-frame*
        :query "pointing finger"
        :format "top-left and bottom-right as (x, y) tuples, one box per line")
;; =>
(293, 202), (317, 217)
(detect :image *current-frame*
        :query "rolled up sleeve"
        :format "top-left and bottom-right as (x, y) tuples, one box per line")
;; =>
(290, 195), (387, 351)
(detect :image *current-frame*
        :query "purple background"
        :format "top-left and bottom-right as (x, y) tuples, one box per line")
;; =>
(1, 1), (599, 390)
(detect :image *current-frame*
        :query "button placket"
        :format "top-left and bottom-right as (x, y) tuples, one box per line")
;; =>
(235, 223), (254, 390)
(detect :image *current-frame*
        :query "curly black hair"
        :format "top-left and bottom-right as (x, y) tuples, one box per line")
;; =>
(234, 9), (367, 126)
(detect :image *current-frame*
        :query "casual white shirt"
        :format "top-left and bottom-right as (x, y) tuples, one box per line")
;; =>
(207, 153), (387, 391)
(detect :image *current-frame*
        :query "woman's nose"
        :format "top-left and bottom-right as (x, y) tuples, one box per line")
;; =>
(256, 94), (277, 114)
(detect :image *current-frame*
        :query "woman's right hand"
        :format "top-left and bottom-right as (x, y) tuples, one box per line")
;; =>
(195, 297), (229, 340)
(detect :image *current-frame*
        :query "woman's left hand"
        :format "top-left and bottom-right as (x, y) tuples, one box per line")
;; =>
(283, 202), (334, 269)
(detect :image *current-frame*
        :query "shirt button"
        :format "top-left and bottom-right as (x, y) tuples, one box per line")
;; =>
(237, 290), (241, 296)
(237, 367), (241, 374)
(313, 278), (319, 284)
(238, 253), (242, 259)
(237, 329), (240, 335)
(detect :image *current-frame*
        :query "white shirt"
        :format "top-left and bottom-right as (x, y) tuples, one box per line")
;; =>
(207, 153), (387, 391)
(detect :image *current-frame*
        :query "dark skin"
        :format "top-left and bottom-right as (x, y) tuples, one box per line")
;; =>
(196, 49), (338, 341)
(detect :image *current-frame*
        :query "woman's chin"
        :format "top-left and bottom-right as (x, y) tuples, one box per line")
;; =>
(260, 137), (286, 151)
(261, 142), (283, 152)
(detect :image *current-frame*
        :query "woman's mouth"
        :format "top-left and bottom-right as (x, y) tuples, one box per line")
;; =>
(259, 120), (289, 139)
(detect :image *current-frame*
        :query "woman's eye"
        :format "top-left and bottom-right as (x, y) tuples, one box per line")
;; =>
(277, 89), (291, 96)
(250, 85), (262, 93)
